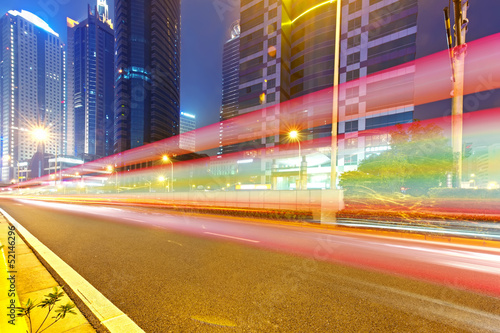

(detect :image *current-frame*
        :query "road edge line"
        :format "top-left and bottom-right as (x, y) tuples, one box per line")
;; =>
(0, 208), (144, 333)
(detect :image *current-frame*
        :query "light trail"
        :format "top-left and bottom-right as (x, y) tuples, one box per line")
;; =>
(13, 199), (500, 298)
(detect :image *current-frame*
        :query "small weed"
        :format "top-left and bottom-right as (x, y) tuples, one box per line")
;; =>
(16, 286), (77, 333)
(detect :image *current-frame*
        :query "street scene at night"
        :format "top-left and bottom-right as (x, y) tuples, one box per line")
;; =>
(0, 0), (500, 332)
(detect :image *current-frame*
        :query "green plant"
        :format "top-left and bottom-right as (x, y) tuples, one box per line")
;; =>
(16, 286), (77, 333)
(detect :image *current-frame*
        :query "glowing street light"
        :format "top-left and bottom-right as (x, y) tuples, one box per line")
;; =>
(106, 165), (118, 191)
(289, 130), (303, 190)
(32, 126), (60, 185)
(162, 155), (174, 192)
(32, 127), (49, 141)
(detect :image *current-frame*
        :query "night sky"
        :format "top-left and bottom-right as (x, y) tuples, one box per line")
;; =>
(1, 0), (498, 129)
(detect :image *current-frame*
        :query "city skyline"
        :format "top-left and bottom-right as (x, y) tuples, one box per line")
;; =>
(0, 2), (499, 332)
(2, 1), (498, 133)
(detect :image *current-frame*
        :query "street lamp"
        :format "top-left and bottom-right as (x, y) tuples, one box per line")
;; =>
(107, 165), (117, 192)
(158, 175), (166, 192)
(331, 0), (341, 190)
(32, 126), (60, 185)
(162, 155), (174, 192)
(289, 130), (302, 190)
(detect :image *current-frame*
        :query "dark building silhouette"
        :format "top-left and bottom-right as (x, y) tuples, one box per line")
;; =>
(114, 0), (181, 153)
(219, 21), (240, 155)
(67, 0), (114, 159)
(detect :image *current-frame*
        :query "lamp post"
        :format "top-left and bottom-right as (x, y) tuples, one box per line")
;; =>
(158, 176), (166, 192)
(33, 127), (61, 185)
(289, 130), (302, 190)
(162, 155), (174, 192)
(443, 1), (469, 187)
(107, 165), (117, 192)
(331, 0), (341, 190)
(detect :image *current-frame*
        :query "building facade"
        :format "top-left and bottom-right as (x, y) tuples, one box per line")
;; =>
(114, 0), (181, 153)
(336, 0), (418, 177)
(229, 0), (419, 190)
(0, 10), (66, 183)
(179, 111), (196, 152)
(219, 21), (241, 155)
(67, 1), (114, 160)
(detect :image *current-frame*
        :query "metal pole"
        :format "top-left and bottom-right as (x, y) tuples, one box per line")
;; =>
(331, 0), (341, 190)
(451, 0), (468, 188)
(170, 162), (173, 192)
(298, 140), (301, 190)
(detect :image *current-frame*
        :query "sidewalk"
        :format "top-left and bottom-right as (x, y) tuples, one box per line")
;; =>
(0, 215), (96, 332)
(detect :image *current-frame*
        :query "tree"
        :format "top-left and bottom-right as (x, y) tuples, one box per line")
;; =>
(340, 121), (453, 196)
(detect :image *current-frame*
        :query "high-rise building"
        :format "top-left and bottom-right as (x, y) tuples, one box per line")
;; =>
(336, 0), (418, 175)
(179, 111), (196, 152)
(114, 0), (181, 153)
(236, 0), (337, 149)
(219, 21), (240, 155)
(0, 10), (66, 183)
(67, 1), (114, 160)
(230, 0), (419, 189)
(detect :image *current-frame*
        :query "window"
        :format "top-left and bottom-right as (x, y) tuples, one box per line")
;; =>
(365, 133), (390, 147)
(267, 22), (277, 35)
(347, 52), (360, 65)
(345, 138), (358, 149)
(268, 8), (277, 19)
(346, 86), (359, 99)
(267, 93), (276, 102)
(345, 120), (358, 133)
(267, 79), (276, 88)
(346, 69), (360, 81)
(365, 112), (413, 130)
(349, 0), (362, 14)
(267, 65), (276, 75)
(347, 35), (361, 48)
(348, 17), (361, 31)
(345, 154), (358, 166)
(345, 104), (359, 116)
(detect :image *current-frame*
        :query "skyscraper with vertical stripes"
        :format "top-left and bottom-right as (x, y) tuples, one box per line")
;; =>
(114, 0), (181, 153)
(0, 10), (66, 182)
(67, 0), (114, 160)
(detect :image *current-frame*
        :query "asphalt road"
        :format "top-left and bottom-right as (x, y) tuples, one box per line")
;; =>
(2, 197), (500, 332)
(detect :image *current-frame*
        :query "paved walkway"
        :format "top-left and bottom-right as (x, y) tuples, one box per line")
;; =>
(0, 215), (95, 332)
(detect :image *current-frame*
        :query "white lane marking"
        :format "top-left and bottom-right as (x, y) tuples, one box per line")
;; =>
(122, 218), (145, 223)
(204, 232), (260, 243)
(385, 244), (500, 263)
(0, 208), (145, 333)
(437, 261), (500, 275)
(167, 240), (183, 247)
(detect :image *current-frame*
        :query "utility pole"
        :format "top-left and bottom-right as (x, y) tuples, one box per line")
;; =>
(331, 0), (341, 190)
(444, 0), (469, 188)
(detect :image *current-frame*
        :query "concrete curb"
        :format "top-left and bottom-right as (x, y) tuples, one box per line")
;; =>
(0, 222), (29, 332)
(0, 208), (144, 333)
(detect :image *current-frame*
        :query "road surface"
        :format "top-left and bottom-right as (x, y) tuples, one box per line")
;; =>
(1, 198), (500, 332)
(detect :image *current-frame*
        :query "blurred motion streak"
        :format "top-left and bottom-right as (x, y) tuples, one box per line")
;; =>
(3, 32), (500, 223)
